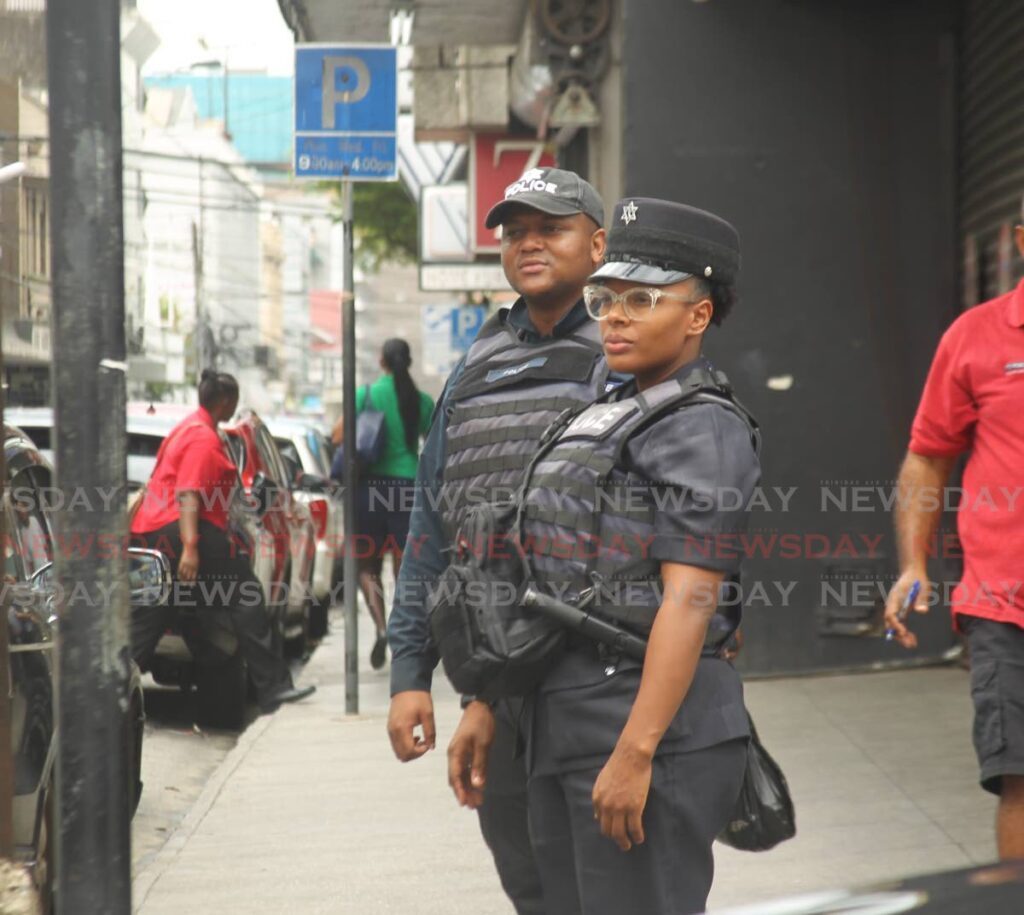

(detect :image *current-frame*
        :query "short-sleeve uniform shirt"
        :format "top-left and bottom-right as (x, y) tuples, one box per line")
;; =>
(909, 278), (1024, 626)
(529, 359), (761, 775)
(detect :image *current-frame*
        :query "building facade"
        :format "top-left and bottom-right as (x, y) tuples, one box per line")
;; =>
(280, 0), (1024, 675)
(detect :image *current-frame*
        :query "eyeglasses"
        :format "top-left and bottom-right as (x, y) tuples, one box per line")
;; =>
(583, 284), (703, 322)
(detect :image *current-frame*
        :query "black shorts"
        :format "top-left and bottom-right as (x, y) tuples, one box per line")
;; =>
(960, 615), (1024, 795)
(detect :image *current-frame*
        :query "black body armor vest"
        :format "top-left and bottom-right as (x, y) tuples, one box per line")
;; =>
(439, 309), (610, 541)
(521, 365), (760, 649)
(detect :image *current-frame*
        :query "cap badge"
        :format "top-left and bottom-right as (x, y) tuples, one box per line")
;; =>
(620, 200), (638, 226)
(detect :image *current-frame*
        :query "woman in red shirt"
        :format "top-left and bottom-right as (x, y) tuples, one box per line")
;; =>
(131, 370), (314, 712)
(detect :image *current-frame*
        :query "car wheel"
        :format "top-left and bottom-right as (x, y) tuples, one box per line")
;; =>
(308, 592), (329, 641)
(195, 653), (248, 730)
(284, 595), (310, 658)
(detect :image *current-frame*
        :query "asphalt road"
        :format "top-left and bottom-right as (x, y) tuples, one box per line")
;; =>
(130, 678), (239, 872)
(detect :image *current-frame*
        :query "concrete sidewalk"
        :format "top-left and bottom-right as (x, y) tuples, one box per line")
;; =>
(133, 610), (997, 914)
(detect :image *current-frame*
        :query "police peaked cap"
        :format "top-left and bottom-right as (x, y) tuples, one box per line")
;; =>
(593, 198), (740, 286)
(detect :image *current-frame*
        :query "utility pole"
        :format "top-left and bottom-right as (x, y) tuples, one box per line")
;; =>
(46, 0), (132, 911)
(192, 155), (212, 373)
(341, 181), (358, 714)
(0, 159), (25, 868)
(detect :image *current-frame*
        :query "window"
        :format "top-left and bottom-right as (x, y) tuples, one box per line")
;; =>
(127, 433), (164, 458)
(7, 470), (54, 580)
(306, 431), (331, 477)
(255, 426), (288, 487)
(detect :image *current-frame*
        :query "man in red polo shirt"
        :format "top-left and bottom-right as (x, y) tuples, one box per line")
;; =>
(885, 197), (1024, 859)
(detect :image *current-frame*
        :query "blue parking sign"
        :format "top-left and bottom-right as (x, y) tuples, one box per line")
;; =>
(294, 44), (398, 181)
(450, 306), (487, 351)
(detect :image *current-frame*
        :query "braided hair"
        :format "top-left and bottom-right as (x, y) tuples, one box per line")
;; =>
(381, 339), (420, 453)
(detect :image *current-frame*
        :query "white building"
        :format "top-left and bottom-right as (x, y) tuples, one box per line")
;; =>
(126, 85), (270, 407)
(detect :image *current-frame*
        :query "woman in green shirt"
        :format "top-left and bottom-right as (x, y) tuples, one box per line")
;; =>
(355, 338), (435, 669)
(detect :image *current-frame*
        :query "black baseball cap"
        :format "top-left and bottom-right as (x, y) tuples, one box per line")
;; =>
(484, 167), (605, 230)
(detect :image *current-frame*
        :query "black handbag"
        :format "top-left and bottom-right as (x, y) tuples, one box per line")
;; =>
(717, 713), (796, 852)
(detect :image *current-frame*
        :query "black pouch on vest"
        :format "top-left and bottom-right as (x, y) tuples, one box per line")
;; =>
(428, 498), (566, 700)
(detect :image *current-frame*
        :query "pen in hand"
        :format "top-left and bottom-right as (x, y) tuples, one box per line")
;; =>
(885, 579), (921, 642)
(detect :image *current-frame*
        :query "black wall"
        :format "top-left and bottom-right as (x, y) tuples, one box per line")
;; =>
(622, 0), (961, 673)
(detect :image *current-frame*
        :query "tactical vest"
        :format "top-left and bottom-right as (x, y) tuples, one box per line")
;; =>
(519, 365), (760, 648)
(440, 308), (610, 541)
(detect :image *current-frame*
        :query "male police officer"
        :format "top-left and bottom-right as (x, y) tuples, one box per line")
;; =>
(386, 167), (609, 912)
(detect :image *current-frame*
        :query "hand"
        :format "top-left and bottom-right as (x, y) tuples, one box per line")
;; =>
(883, 568), (930, 649)
(447, 701), (495, 809)
(178, 543), (200, 582)
(387, 690), (436, 761)
(592, 743), (652, 851)
(722, 627), (744, 662)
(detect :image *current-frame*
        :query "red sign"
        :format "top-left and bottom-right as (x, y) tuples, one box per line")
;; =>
(309, 289), (342, 354)
(470, 132), (556, 254)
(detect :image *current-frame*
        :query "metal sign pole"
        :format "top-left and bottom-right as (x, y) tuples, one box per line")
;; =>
(47, 0), (132, 910)
(341, 180), (359, 714)
(294, 43), (398, 715)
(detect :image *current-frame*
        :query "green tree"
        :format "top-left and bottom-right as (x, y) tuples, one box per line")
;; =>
(320, 181), (418, 273)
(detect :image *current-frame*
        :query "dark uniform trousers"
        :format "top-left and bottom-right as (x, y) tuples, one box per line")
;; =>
(524, 650), (750, 915)
(528, 739), (747, 915)
(131, 520), (292, 698)
(476, 698), (547, 915)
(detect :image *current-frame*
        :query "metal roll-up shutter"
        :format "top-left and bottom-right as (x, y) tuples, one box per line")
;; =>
(959, 0), (1024, 303)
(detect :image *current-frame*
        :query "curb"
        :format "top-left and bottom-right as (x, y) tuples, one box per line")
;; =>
(131, 709), (274, 911)
(131, 632), (334, 912)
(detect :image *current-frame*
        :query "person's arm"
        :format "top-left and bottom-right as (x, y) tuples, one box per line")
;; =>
(592, 561), (724, 851)
(590, 403), (760, 849)
(386, 363), (462, 762)
(884, 323), (974, 648)
(177, 491), (201, 582)
(882, 451), (955, 648)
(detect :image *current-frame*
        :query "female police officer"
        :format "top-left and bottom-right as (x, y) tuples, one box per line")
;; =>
(508, 199), (760, 915)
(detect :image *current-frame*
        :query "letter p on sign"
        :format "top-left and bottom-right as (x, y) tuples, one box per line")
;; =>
(322, 56), (370, 128)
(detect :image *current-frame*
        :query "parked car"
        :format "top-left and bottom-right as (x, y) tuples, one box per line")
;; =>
(266, 417), (341, 638)
(6, 405), (286, 729)
(4, 422), (157, 907)
(224, 410), (317, 655)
